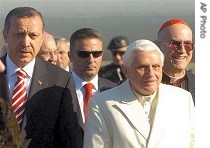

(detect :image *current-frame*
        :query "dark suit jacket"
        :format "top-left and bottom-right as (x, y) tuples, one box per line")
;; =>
(69, 74), (117, 142)
(99, 63), (126, 84)
(0, 55), (82, 148)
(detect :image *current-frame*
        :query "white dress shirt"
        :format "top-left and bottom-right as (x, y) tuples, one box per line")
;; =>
(6, 54), (35, 100)
(133, 89), (157, 122)
(72, 71), (99, 123)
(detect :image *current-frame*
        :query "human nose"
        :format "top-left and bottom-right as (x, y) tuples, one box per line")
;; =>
(115, 54), (122, 60)
(50, 51), (57, 60)
(145, 66), (154, 76)
(177, 43), (186, 52)
(21, 35), (31, 47)
(87, 53), (95, 62)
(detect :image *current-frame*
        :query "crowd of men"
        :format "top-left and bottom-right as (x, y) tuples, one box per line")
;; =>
(0, 6), (194, 148)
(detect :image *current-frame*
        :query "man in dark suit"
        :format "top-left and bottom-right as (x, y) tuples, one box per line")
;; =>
(1, 7), (82, 147)
(69, 28), (117, 136)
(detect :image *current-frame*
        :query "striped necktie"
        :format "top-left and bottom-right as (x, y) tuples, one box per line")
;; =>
(12, 69), (27, 130)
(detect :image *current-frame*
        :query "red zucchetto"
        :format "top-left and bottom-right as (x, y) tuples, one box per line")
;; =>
(158, 18), (189, 33)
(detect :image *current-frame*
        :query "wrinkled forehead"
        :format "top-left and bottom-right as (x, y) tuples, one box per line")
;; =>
(132, 50), (162, 63)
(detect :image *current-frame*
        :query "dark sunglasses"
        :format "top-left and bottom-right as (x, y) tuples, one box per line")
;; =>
(75, 51), (103, 58)
(112, 51), (125, 56)
(164, 41), (194, 52)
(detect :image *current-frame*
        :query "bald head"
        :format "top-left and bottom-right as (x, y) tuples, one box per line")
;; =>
(158, 19), (189, 34)
(157, 19), (192, 41)
(156, 18), (194, 76)
(38, 32), (58, 64)
(42, 32), (57, 49)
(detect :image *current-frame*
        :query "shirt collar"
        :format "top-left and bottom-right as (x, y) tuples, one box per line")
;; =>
(72, 71), (98, 90)
(65, 66), (70, 72)
(163, 71), (185, 83)
(6, 54), (35, 78)
(133, 88), (157, 104)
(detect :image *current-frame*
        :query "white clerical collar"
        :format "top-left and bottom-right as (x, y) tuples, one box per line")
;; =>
(133, 89), (157, 103)
(164, 72), (185, 83)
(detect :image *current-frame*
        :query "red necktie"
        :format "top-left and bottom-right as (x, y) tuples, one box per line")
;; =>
(83, 83), (93, 118)
(12, 69), (27, 130)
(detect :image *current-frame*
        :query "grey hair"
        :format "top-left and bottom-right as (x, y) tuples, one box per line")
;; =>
(122, 39), (164, 67)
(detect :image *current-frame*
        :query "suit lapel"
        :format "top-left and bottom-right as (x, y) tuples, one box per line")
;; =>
(70, 74), (83, 129)
(27, 58), (49, 100)
(146, 84), (167, 147)
(98, 77), (117, 91)
(115, 81), (150, 140)
(20, 58), (49, 142)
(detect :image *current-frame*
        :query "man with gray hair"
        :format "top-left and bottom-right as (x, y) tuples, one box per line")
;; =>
(55, 36), (71, 71)
(37, 32), (58, 65)
(83, 39), (194, 148)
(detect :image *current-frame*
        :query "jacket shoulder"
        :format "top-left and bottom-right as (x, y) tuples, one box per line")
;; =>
(160, 83), (191, 95)
(98, 77), (117, 91)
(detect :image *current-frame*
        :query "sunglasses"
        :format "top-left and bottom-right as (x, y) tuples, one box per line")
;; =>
(112, 51), (125, 56)
(75, 50), (103, 58)
(164, 41), (194, 52)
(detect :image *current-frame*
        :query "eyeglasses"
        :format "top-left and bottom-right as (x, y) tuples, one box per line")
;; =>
(39, 50), (58, 58)
(112, 51), (125, 56)
(75, 51), (103, 58)
(57, 51), (69, 55)
(164, 41), (194, 52)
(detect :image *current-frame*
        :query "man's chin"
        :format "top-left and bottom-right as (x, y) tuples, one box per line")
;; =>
(86, 70), (96, 76)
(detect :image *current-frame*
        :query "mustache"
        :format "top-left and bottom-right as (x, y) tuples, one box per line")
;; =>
(18, 48), (32, 52)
